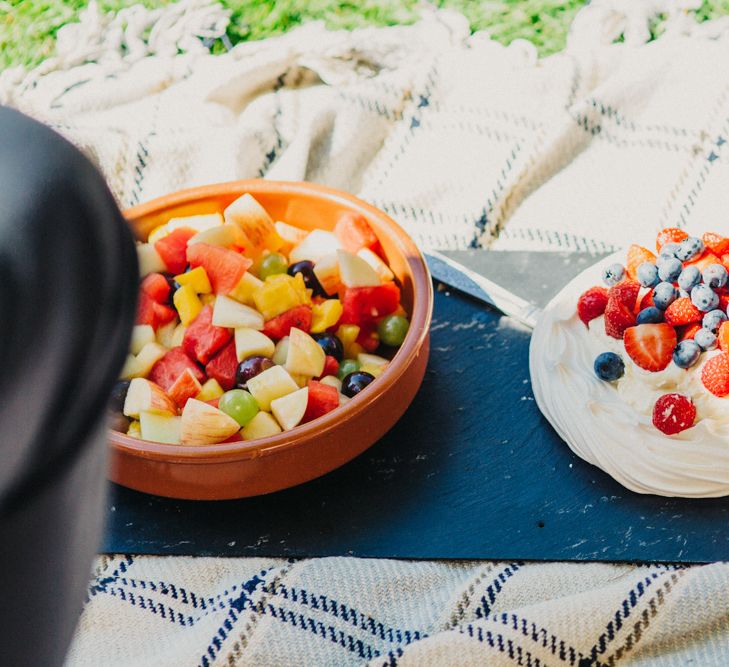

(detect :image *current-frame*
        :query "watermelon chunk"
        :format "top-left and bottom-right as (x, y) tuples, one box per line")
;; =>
(340, 283), (400, 325)
(149, 346), (205, 392)
(321, 355), (339, 378)
(183, 305), (232, 364)
(136, 292), (157, 327)
(334, 213), (379, 254)
(356, 324), (379, 353)
(303, 380), (339, 422)
(262, 305), (312, 340)
(168, 368), (202, 409)
(186, 243), (252, 294)
(205, 341), (238, 391)
(141, 272), (171, 303)
(154, 227), (197, 275)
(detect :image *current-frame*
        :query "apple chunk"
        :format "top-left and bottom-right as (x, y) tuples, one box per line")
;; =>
(180, 399), (241, 445)
(337, 250), (380, 287)
(213, 295), (264, 329)
(241, 411), (282, 440)
(246, 365), (298, 411)
(123, 378), (177, 418)
(235, 328), (275, 361)
(187, 224), (246, 248)
(139, 412), (182, 444)
(289, 229), (341, 264)
(271, 387), (309, 431)
(285, 327), (326, 378)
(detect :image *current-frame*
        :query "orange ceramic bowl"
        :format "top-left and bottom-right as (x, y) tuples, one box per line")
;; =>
(110, 180), (433, 500)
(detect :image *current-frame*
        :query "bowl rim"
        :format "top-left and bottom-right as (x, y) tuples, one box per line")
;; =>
(111, 179), (433, 464)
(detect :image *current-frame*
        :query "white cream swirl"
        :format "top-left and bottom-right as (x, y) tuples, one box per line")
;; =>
(530, 253), (729, 497)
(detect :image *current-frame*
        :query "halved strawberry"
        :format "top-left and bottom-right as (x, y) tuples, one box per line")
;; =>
(626, 245), (657, 280)
(685, 252), (720, 272)
(701, 353), (729, 396)
(702, 232), (729, 257)
(663, 297), (702, 326)
(608, 280), (640, 309)
(577, 286), (609, 326)
(678, 323), (702, 341)
(623, 323), (677, 372)
(656, 227), (688, 253)
(604, 297), (636, 339)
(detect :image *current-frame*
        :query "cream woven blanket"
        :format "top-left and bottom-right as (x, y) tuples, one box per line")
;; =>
(5, 0), (729, 664)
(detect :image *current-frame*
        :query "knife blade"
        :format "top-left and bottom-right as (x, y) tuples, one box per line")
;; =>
(424, 250), (543, 329)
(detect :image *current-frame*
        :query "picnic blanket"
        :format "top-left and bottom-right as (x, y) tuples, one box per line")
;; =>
(4, 0), (729, 663)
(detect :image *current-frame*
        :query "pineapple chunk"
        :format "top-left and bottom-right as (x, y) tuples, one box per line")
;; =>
(140, 412), (182, 444)
(360, 364), (385, 378)
(357, 247), (394, 282)
(201, 294), (216, 306)
(174, 266), (212, 294)
(167, 213), (223, 234)
(130, 325), (156, 355)
(187, 223), (246, 249)
(224, 193), (283, 255)
(174, 285), (203, 326)
(196, 378), (225, 402)
(242, 411), (282, 440)
(270, 387), (309, 431)
(253, 277), (302, 320)
(246, 365), (298, 411)
(213, 295), (264, 329)
(137, 243), (166, 277)
(310, 299), (343, 334)
(235, 328), (275, 361)
(336, 325), (361, 358)
(127, 420), (142, 438)
(228, 271), (264, 306)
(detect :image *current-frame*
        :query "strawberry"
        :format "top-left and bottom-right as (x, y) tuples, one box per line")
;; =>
(718, 321), (729, 351)
(652, 394), (696, 435)
(656, 227), (688, 253)
(608, 280), (640, 309)
(639, 290), (655, 311)
(721, 254), (729, 273)
(719, 292), (729, 313)
(623, 323), (677, 371)
(703, 232), (729, 257)
(626, 245), (657, 280)
(678, 323), (702, 341)
(701, 353), (729, 396)
(604, 296), (636, 339)
(663, 297), (702, 326)
(577, 286), (609, 326)
(686, 252), (719, 272)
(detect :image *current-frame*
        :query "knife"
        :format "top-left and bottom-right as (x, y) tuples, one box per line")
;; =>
(424, 250), (543, 329)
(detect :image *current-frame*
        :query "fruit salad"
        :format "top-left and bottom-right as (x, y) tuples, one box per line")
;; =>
(108, 194), (411, 445)
(577, 228), (729, 435)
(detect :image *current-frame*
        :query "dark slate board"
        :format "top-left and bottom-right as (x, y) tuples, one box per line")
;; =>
(103, 251), (729, 562)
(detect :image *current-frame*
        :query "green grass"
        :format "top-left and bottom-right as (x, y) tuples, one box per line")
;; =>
(1, 0), (728, 71)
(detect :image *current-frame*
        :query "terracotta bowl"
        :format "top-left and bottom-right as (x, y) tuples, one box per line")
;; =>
(110, 180), (433, 500)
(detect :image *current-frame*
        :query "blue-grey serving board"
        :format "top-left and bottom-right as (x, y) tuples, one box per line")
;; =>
(103, 251), (729, 563)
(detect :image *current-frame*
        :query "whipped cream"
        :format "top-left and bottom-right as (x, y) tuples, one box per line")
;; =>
(530, 253), (729, 497)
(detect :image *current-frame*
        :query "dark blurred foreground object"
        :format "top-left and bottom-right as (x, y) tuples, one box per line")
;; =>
(0, 107), (137, 665)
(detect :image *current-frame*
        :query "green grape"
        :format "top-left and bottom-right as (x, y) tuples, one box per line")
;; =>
(337, 358), (361, 380)
(259, 252), (288, 280)
(219, 389), (259, 427)
(377, 315), (409, 347)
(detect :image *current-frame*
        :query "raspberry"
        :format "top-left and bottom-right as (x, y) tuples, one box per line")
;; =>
(718, 321), (729, 352)
(701, 353), (729, 396)
(604, 296), (636, 339)
(678, 323), (702, 341)
(608, 280), (640, 309)
(656, 228), (688, 253)
(577, 286), (609, 326)
(626, 245), (657, 280)
(652, 394), (696, 435)
(663, 297), (703, 326)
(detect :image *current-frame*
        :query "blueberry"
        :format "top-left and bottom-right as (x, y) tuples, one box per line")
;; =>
(694, 328), (718, 351)
(675, 236), (704, 261)
(636, 306), (664, 324)
(593, 352), (625, 381)
(659, 242), (680, 260)
(652, 282), (678, 310)
(702, 309), (727, 333)
(341, 371), (376, 397)
(657, 257), (683, 282)
(702, 263), (728, 289)
(691, 283), (720, 312)
(312, 333), (344, 362)
(673, 340), (702, 369)
(108, 380), (131, 413)
(602, 263), (625, 287)
(678, 265), (702, 292)
(636, 262), (659, 288)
